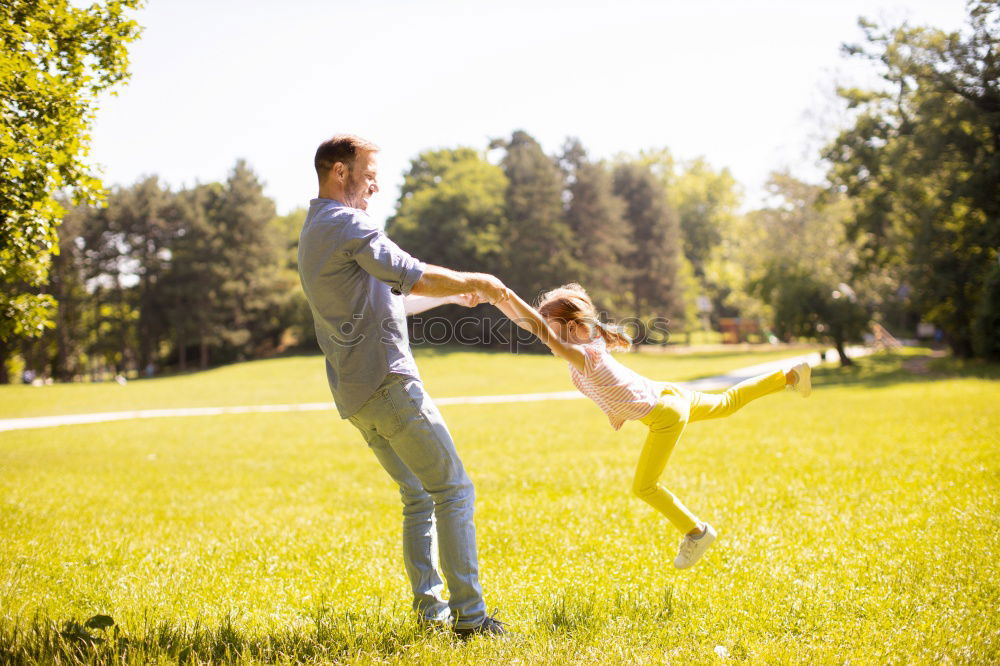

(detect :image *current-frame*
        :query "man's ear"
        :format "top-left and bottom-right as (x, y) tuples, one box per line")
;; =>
(333, 161), (348, 184)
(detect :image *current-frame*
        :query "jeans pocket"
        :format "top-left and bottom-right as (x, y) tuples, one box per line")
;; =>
(399, 378), (432, 414)
(359, 388), (403, 440)
(390, 378), (445, 434)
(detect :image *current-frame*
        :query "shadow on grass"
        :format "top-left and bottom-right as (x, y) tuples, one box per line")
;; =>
(0, 589), (684, 663)
(812, 350), (1000, 390)
(0, 608), (444, 665)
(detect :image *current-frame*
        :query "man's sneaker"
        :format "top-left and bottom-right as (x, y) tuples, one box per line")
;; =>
(789, 361), (812, 398)
(674, 523), (717, 569)
(454, 614), (507, 640)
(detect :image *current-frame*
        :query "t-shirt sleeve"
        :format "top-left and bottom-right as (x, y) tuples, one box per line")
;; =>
(581, 344), (602, 375)
(343, 215), (426, 296)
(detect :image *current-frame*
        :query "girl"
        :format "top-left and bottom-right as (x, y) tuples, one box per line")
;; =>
(496, 283), (811, 570)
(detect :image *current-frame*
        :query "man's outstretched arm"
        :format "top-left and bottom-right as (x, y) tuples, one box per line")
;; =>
(344, 222), (509, 306)
(410, 264), (511, 305)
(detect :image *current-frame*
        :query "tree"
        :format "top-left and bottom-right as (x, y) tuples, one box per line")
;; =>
(209, 161), (286, 361)
(754, 270), (870, 366)
(74, 177), (178, 374)
(825, 1), (1000, 357)
(19, 164), (292, 379)
(743, 174), (871, 366)
(559, 139), (633, 315)
(389, 147), (509, 276)
(670, 159), (741, 282)
(633, 148), (744, 328)
(114, 177), (178, 371)
(387, 146), (511, 346)
(612, 161), (686, 333)
(494, 130), (579, 300)
(49, 204), (90, 380)
(17, 199), (91, 382)
(160, 183), (218, 370)
(0, 0), (142, 382)
(973, 259), (1000, 360)
(269, 207), (314, 350)
(160, 161), (286, 369)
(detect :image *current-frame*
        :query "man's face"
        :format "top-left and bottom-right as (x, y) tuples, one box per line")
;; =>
(344, 150), (379, 211)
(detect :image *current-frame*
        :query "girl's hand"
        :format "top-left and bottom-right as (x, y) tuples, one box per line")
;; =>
(472, 273), (513, 305)
(455, 292), (484, 308)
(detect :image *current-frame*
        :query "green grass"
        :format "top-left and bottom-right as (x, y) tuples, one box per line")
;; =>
(1, 350), (998, 664)
(0, 346), (812, 419)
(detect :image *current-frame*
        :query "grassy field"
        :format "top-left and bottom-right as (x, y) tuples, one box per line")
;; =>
(0, 348), (998, 664)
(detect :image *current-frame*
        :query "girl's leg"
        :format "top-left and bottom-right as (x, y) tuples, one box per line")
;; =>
(633, 395), (700, 534)
(686, 369), (787, 423)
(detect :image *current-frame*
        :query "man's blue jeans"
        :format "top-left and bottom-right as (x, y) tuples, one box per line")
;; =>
(347, 373), (486, 629)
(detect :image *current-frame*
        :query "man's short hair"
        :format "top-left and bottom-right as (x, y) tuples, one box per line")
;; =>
(314, 134), (380, 181)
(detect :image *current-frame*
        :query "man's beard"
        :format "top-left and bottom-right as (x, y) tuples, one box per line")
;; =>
(344, 169), (369, 211)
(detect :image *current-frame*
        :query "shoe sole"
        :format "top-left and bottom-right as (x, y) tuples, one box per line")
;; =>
(797, 363), (812, 398)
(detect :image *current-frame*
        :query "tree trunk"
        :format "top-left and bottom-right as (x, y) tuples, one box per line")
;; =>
(178, 331), (187, 371)
(949, 333), (974, 359)
(200, 334), (209, 370)
(835, 337), (855, 367)
(138, 273), (153, 372)
(118, 282), (129, 376)
(55, 298), (69, 381)
(92, 293), (101, 381)
(0, 340), (9, 384)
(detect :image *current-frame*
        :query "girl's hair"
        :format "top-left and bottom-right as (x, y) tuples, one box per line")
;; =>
(537, 283), (632, 351)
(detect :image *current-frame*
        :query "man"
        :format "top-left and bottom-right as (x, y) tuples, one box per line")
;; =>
(297, 134), (509, 638)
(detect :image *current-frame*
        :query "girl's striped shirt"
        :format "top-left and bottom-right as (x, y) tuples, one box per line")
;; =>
(568, 337), (661, 430)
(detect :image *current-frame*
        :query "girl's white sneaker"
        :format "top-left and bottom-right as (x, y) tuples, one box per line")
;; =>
(790, 362), (812, 398)
(674, 523), (717, 569)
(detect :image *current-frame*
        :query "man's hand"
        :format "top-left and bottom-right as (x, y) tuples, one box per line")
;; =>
(471, 273), (512, 305)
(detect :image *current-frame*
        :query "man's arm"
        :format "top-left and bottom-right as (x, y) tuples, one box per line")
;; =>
(410, 264), (511, 304)
(495, 294), (587, 372)
(344, 219), (506, 306)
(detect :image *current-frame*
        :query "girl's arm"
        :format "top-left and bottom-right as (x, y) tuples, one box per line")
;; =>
(496, 294), (587, 372)
(403, 292), (481, 316)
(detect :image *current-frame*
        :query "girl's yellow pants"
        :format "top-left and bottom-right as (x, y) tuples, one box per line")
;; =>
(634, 369), (787, 534)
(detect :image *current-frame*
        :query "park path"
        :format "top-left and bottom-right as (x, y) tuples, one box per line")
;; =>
(0, 347), (869, 434)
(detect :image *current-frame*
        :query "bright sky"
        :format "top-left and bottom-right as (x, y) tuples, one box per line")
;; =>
(89, 0), (969, 223)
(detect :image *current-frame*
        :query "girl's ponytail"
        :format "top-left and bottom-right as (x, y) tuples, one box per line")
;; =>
(594, 320), (633, 351)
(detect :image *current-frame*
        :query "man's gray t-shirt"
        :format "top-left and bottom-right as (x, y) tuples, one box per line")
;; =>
(298, 198), (426, 418)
